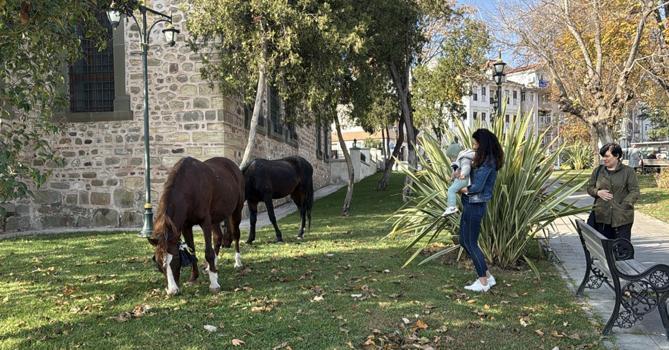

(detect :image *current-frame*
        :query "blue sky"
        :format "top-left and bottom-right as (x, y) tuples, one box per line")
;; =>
(455, 0), (520, 66)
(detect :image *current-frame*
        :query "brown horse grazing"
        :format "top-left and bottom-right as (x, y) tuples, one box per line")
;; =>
(148, 156), (244, 295)
(243, 156), (314, 243)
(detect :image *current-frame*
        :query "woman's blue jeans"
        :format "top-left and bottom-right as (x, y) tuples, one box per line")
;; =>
(459, 199), (488, 277)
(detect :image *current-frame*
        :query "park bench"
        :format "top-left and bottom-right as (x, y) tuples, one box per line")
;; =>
(574, 219), (669, 339)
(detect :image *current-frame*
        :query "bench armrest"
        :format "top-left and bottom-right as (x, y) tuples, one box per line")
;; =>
(609, 238), (635, 261)
(636, 264), (669, 292)
(606, 238), (669, 290)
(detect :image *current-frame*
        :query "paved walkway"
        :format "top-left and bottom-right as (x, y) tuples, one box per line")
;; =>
(549, 192), (669, 349)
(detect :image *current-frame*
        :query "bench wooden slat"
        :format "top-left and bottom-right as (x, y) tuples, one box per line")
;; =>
(616, 260), (646, 275)
(581, 232), (608, 263)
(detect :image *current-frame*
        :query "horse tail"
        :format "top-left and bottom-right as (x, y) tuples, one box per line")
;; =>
(302, 161), (314, 231)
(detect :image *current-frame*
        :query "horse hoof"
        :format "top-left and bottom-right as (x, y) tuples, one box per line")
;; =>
(245, 240), (254, 245)
(209, 287), (221, 294)
(296, 235), (304, 240)
(187, 278), (198, 284)
(166, 287), (180, 295)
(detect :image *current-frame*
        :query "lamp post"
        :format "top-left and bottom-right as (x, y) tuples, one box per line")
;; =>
(492, 51), (507, 118)
(107, 3), (180, 238)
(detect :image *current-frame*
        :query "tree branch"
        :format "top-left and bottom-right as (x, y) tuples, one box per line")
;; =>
(593, 0), (603, 76)
(561, 0), (595, 78)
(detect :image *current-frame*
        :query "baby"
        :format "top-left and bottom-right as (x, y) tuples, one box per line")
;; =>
(442, 148), (475, 216)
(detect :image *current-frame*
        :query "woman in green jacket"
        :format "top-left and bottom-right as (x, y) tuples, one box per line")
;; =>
(586, 143), (640, 246)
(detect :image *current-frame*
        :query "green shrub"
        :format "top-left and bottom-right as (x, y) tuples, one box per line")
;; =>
(388, 112), (589, 271)
(656, 168), (669, 189)
(563, 142), (592, 170)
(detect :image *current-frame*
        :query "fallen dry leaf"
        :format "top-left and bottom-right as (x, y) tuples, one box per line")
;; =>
(535, 329), (544, 337)
(204, 325), (217, 332)
(551, 330), (565, 338)
(231, 338), (245, 346)
(415, 320), (428, 330)
(113, 304), (152, 322)
(251, 306), (270, 313)
(272, 342), (291, 350)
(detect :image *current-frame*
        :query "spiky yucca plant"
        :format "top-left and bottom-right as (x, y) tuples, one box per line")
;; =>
(564, 141), (592, 170)
(388, 111), (590, 271)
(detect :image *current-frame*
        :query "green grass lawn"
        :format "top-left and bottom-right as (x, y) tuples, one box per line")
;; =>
(0, 174), (604, 349)
(553, 169), (669, 223)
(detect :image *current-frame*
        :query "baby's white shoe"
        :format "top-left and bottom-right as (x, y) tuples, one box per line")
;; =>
(441, 207), (459, 216)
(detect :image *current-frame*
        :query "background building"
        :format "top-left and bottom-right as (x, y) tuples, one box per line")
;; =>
(459, 63), (564, 150)
(1, 0), (331, 233)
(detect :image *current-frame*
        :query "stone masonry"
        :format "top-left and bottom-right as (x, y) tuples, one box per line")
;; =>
(0, 0), (330, 233)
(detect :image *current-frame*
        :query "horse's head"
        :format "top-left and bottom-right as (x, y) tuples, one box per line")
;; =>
(150, 214), (181, 295)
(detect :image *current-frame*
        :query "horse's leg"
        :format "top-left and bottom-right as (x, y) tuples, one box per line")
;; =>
(184, 225), (199, 283)
(201, 218), (221, 293)
(246, 201), (258, 244)
(264, 195), (283, 242)
(230, 207), (243, 269)
(291, 192), (306, 239)
(220, 218), (233, 248)
(213, 222), (224, 256)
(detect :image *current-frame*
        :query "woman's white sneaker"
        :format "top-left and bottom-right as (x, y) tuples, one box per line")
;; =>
(464, 279), (490, 292)
(488, 275), (496, 287)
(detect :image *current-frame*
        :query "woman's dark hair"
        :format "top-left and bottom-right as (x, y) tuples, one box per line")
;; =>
(472, 128), (504, 170)
(599, 143), (623, 159)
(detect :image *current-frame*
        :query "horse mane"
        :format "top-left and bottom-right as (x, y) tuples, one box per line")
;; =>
(240, 158), (257, 173)
(151, 157), (192, 259)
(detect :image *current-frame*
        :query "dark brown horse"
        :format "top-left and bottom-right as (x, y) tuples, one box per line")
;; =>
(148, 156), (244, 295)
(243, 156), (314, 243)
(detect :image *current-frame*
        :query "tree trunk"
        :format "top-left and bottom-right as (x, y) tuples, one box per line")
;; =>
(378, 117), (404, 190)
(335, 115), (354, 216)
(385, 123), (391, 162)
(593, 122), (614, 146)
(389, 62), (418, 201)
(239, 60), (267, 170)
(589, 124), (600, 166)
(381, 126), (387, 163)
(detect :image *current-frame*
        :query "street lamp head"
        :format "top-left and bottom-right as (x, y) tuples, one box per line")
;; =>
(106, 9), (122, 28)
(492, 50), (506, 77)
(493, 61), (506, 77)
(494, 74), (503, 85)
(162, 26), (180, 46)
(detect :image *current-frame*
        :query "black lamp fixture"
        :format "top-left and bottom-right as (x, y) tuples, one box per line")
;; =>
(162, 26), (180, 47)
(106, 2), (179, 238)
(492, 50), (507, 117)
(106, 9), (121, 28)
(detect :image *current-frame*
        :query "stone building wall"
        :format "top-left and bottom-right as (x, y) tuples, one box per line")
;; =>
(0, 0), (330, 233)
